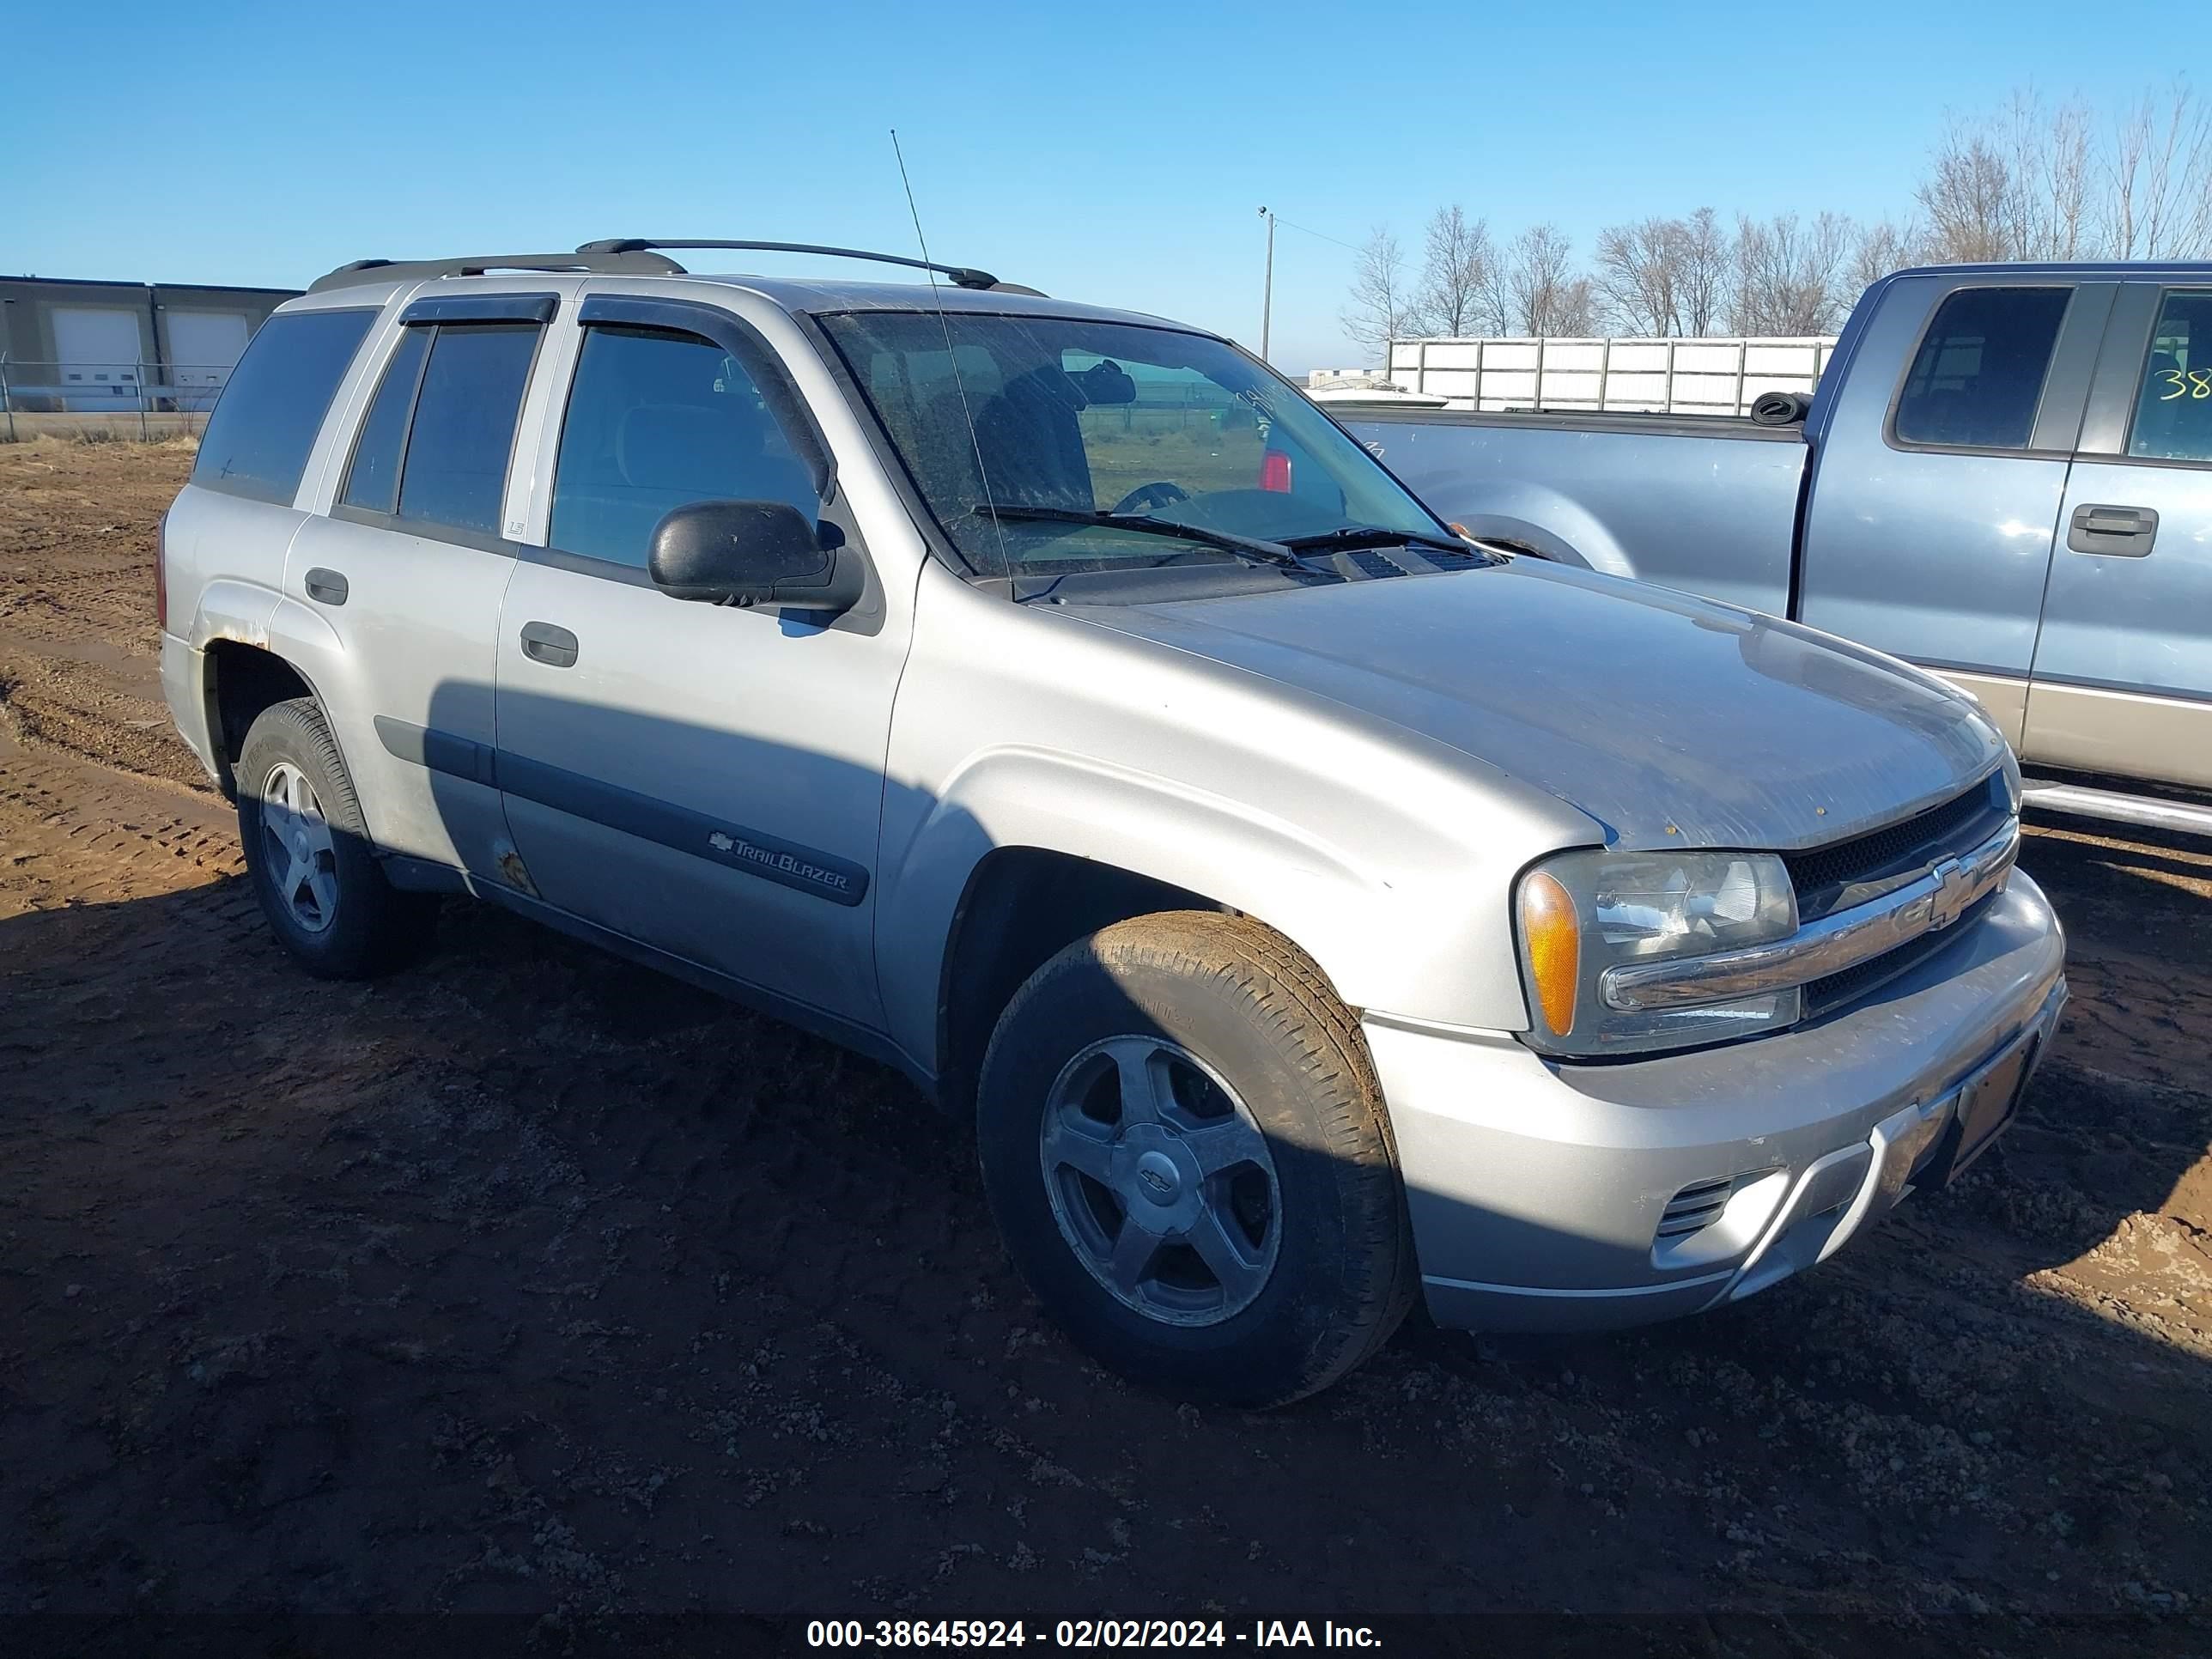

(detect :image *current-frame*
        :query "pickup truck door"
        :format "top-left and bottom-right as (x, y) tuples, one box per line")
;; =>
(2027, 283), (2212, 788)
(1797, 276), (2112, 744)
(489, 294), (905, 1030)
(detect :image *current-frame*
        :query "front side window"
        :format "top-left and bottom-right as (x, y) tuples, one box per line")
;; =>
(548, 325), (820, 568)
(191, 308), (375, 504)
(393, 324), (541, 536)
(1893, 287), (2071, 450)
(2128, 289), (2212, 463)
(818, 312), (1447, 580)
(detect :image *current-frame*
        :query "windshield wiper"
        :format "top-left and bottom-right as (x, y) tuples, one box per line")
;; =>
(969, 505), (1311, 571)
(1278, 525), (1485, 556)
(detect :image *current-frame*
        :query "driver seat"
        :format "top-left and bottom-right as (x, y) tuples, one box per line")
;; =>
(970, 366), (1096, 509)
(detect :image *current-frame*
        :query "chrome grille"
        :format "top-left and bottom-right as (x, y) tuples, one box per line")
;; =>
(1784, 775), (2010, 922)
(1802, 890), (1999, 1018)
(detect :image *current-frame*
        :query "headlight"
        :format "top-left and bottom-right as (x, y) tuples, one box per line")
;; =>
(1515, 848), (1800, 1057)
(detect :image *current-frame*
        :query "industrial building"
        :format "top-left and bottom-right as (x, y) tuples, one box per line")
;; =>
(0, 275), (298, 413)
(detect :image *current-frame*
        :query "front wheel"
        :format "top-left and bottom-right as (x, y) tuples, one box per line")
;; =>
(976, 912), (1417, 1407)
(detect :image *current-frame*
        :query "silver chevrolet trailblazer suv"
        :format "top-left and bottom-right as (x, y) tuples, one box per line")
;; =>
(160, 240), (2068, 1406)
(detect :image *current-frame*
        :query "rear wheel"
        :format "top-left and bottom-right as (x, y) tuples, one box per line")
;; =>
(976, 912), (1416, 1406)
(235, 698), (437, 978)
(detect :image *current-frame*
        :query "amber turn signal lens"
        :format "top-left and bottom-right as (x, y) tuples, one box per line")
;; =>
(1520, 871), (1580, 1036)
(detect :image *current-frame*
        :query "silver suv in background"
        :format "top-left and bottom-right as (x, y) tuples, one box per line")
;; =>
(161, 240), (2066, 1405)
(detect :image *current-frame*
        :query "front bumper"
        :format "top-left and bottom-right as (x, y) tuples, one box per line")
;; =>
(1364, 871), (2066, 1332)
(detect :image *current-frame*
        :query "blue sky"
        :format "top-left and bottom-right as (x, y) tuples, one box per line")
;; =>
(8, 1), (2196, 372)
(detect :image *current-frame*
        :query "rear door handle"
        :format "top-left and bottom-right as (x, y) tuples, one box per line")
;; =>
(519, 621), (580, 668)
(303, 568), (349, 605)
(2067, 504), (2159, 556)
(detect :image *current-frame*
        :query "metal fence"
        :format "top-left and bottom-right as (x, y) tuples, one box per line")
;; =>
(0, 359), (234, 441)
(1385, 335), (1839, 416)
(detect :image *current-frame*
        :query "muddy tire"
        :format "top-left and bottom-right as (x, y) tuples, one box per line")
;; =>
(976, 911), (1418, 1407)
(235, 697), (437, 979)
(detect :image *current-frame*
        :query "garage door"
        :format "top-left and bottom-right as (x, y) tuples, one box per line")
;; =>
(166, 311), (252, 409)
(52, 307), (146, 411)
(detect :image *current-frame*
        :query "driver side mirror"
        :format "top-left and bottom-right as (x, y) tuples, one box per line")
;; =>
(647, 500), (863, 614)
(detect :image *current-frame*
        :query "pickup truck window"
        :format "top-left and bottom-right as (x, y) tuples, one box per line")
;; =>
(1893, 287), (2070, 451)
(550, 324), (818, 568)
(2128, 289), (2212, 463)
(819, 312), (1446, 579)
(392, 323), (542, 537)
(191, 308), (376, 506)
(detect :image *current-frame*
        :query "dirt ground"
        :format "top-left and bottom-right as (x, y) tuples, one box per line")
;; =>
(2, 436), (2208, 1654)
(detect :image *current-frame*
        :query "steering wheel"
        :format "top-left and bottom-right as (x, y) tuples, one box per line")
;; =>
(1110, 480), (1190, 515)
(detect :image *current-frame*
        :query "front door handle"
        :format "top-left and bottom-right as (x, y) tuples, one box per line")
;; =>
(2067, 503), (2159, 556)
(303, 568), (349, 605)
(519, 621), (580, 668)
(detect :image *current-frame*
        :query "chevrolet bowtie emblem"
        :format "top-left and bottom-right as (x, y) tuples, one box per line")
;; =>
(1926, 855), (1973, 930)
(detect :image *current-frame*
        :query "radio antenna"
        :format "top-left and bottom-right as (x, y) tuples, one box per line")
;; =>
(890, 128), (1009, 577)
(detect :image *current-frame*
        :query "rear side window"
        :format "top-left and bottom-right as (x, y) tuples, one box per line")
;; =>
(339, 326), (431, 514)
(394, 325), (541, 536)
(548, 325), (820, 568)
(1893, 287), (2070, 451)
(2128, 289), (2212, 463)
(191, 309), (375, 504)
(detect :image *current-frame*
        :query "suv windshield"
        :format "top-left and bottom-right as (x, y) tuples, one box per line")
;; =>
(818, 312), (1452, 580)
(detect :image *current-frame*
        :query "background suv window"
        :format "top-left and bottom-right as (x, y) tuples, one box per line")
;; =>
(190, 308), (375, 505)
(549, 325), (819, 568)
(2129, 289), (2212, 463)
(1893, 287), (2071, 450)
(392, 324), (541, 537)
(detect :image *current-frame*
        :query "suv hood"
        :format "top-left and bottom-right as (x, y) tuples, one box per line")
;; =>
(1073, 560), (2006, 852)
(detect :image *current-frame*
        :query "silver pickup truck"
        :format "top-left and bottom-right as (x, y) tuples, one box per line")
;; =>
(1349, 263), (2212, 835)
(160, 240), (2064, 1406)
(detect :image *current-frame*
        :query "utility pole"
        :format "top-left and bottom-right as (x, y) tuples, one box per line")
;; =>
(1258, 206), (1275, 364)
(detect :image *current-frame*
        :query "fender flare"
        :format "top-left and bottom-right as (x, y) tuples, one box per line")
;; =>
(873, 744), (1545, 1072)
(1444, 489), (1632, 579)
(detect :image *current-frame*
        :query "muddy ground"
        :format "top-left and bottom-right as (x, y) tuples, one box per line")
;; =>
(0, 436), (2206, 1654)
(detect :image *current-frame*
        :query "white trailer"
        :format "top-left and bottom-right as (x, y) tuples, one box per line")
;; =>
(1387, 335), (1838, 416)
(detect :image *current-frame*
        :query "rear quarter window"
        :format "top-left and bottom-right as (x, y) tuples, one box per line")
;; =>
(1892, 287), (2071, 451)
(190, 308), (377, 504)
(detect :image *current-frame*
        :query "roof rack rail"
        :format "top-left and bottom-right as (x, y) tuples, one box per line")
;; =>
(307, 250), (688, 294)
(576, 239), (1037, 295)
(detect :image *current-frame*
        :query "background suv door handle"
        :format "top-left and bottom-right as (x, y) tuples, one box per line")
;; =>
(520, 621), (580, 668)
(2067, 504), (2159, 556)
(303, 568), (349, 605)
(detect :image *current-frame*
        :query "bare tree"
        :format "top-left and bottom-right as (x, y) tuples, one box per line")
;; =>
(1678, 207), (1732, 335)
(1847, 217), (1925, 298)
(1593, 216), (1687, 336)
(1340, 227), (1414, 365)
(1730, 212), (1855, 334)
(1917, 83), (2212, 263)
(1366, 80), (2212, 366)
(2021, 92), (2096, 258)
(1917, 126), (2015, 261)
(1410, 205), (1495, 337)
(1590, 209), (1735, 336)
(1498, 224), (1595, 336)
(2106, 82), (2212, 258)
